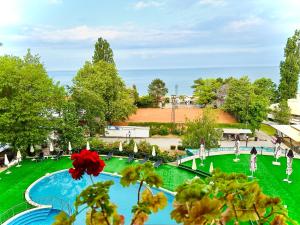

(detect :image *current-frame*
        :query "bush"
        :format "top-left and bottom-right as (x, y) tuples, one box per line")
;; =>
(136, 95), (155, 108)
(170, 145), (176, 150)
(158, 126), (169, 135)
(177, 145), (185, 151)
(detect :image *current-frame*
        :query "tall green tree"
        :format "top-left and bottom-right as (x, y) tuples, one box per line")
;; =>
(192, 78), (222, 105)
(253, 78), (277, 103)
(272, 100), (291, 124)
(182, 108), (222, 149)
(223, 76), (269, 132)
(72, 61), (136, 134)
(148, 79), (168, 107)
(131, 84), (139, 105)
(278, 30), (300, 100)
(56, 100), (84, 149)
(0, 51), (65, 153)
(93, 37), (115, 65)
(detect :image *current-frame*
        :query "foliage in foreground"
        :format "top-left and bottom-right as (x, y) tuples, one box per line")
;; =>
(171, 170), (295, 225)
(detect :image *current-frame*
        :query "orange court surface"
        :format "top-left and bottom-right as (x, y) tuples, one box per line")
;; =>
(126, 108), (237, 124)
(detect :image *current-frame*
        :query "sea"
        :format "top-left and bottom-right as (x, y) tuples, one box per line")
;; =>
(48, 66), (287, 96)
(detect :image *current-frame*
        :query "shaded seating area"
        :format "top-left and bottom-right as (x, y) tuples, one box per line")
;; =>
(105, 151), (114, 160)
(127, 154), (134, 163)
(140, 155), (149, 164)
(178, 164), (211, 178)
(154, 159), (163, 168)
(36, 152), (45, 162)
(53, 151), (63, 160)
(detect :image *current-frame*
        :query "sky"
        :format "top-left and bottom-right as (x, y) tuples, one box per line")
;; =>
(0, 0), (300, 70)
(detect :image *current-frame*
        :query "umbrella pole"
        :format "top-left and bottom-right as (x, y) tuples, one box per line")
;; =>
(16, 159), (21, 167)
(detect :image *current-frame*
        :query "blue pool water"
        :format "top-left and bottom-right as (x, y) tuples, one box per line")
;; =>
(29, 171), (177, 225)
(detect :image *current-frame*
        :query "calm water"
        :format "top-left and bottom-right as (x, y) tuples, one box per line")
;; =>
(49, 66), (281, 95)
(29, 171), (177, 225)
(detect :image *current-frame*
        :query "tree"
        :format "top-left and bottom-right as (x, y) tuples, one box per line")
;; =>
(93, 37), (115, 65)
(253, 78), (277, 103)
(131, 84), (139, 105)
(272, 100), (291, 124)
(278, 30), (300, 100)
(56, 100), (84, 150)
(182, 108), (222, 149)
(0, 50), (65, 153)
(223, 76), (269, 132)
(171, 170), (294, 225)
(148, 79), (168, 107)
(192, 78), (222, 106)
(137, 95), (155, 108)
(72, 61), (136, 134)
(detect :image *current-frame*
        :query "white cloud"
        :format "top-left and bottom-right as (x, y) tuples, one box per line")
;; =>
(225, 17), (264, 32)
(133, 1), (164, 9)
(0, 0), (22, 27)
(198, 0), (226, 7)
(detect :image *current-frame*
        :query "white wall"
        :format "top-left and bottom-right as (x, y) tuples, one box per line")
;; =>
(105, 126), (150, 138)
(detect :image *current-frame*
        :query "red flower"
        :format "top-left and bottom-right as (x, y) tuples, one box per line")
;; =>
(69, 149), (105, 180)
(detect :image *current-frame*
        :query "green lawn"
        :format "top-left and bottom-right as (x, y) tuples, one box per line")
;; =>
(260, 124), (276, 136)
(0, 157), (194, 218)
(1, 154), (299, 223)
(183, 154), (300, 222)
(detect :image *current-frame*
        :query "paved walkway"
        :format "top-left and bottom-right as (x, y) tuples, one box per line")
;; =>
(101, 136), (280, 150)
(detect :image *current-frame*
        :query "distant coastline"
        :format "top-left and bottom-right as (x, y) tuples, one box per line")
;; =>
(48, 66), (290, 96)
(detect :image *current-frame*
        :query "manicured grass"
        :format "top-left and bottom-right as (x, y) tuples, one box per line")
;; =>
(260, 124), (276, 136)
(183, 154), (300, 222)
(215, 123), (247, 129)
(0, 157), (194, 217)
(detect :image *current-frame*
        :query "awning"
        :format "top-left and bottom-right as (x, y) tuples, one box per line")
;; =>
(271, 125), (300, 142)
(222, 128), (252, 135)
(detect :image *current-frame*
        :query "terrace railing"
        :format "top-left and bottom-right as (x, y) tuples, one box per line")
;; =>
(0, 196), (74, 224)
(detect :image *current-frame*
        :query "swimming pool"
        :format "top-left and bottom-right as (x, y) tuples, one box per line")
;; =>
(28, 171), (178, 225)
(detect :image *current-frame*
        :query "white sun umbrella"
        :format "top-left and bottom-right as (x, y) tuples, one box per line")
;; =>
(209, 162), (214, 173)
(152, 146), (156, 157)
(272, 143), (281, 166)
(16, 150), (22, 167)
(30, 144), (35, 153)
(134, 142), (138, 153)
(199, 143), (205, 166)
(284, 149), (294, 183)
(249, 147), (257, 178)
(68, 142), (72, 152)
(49, 142), (54, 153)
(86, 141), (90, 150)
(119, 142), (123, 152)
(233, 139), (240, 162)
(118, 141), (123, 160)
(4, 154), (11, 174)
(192, 158), (197, 170)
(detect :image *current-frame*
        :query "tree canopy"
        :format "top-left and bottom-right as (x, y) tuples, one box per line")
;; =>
(72, 61), (136, 134)
(223, 76), (269, 132)
(272, 100), (291, 124)
(92, 37), (115, 65)
(192, 78), (223, 106)
(148, 79), (168, 107)
(278, 30), (300, 100)
(0, 50), (65, 152)
(182, 107), (222, 149)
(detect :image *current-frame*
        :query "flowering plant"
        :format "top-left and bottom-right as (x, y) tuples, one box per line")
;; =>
(69, 149), (105, 180)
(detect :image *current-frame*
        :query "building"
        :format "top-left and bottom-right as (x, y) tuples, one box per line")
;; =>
(268, 93), (300, 124)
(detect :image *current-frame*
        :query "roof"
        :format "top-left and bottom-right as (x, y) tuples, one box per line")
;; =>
(271, 125), (300, 142)
(222, 128), (252, 134)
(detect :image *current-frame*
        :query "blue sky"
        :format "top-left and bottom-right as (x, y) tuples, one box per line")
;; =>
(0, 0), (299, 70)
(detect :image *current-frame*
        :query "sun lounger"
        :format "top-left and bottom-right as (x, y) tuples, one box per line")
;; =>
(36, 152), (45, 162)
(140, 155), (149, 164)
(105, 151), (113, 160)
(53, 151), (63, 160)
(127, 154), (134, 163)
(154, 159), (163, 168)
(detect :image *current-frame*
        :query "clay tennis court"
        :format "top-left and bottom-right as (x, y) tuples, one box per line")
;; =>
(126, 108), (237, 123)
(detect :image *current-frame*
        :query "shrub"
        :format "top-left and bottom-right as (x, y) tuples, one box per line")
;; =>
(158, 126), (169, 135)
(170, 145), (176, 150)
(177, 145), (185, 151)
(136, 95), (155, 108)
